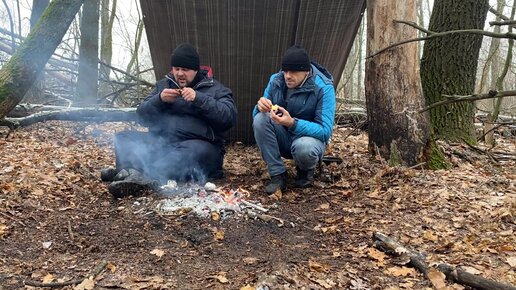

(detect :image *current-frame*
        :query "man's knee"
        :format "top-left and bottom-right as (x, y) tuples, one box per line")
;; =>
(292, 137), (324, 168)
(253, 113), (271, 132)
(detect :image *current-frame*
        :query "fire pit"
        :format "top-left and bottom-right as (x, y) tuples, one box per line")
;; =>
(155, 181), (267, 219)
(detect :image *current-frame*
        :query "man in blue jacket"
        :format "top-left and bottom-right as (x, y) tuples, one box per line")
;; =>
(102, 43), (237, 198)
(253, 45), (336, 194)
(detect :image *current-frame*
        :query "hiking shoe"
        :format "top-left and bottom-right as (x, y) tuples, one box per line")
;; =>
(108, 169), (160, 198)
(100, 167), (117, 182)
(294, 167), (314, 188)
(264, 171), (288, 194)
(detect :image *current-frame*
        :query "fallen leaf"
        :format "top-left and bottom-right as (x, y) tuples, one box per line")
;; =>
(0, 224), (7, 238)
(428, 268), (447, 290)
(214, 272), (229, 284)
(507, 256), (516, 268)
(240, 285), (255, 290)
(384, 266), (416, 277)
(242, 257), (258, 265)
(214, 230), (225, 241)
(309, 259), (330, 273)
(42, 274), (54, 283)
(315, 203), (330, 211)
(423, 231), (438, 242)
(74, 278), (94, 290)
(460, 266), (481, 275)
(367, 247), (386, 263)
(106, 262), (117, 273)
(211, 211), (220, 221)
(314, 278), (334, 289)
(150, 249), (165, 258)
(270, 188), (282, 200)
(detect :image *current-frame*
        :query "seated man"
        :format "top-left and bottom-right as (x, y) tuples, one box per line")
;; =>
(253, 45), (336, 194)
(102, 43), (237, 198)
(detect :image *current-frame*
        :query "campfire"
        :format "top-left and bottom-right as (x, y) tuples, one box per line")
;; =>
(155, 181), (267, 219)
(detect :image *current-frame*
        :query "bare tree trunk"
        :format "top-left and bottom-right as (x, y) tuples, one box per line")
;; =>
(365, 0), (430, 166)
(23, 0), (50, 103)
(76, 0), (99, 106)
(420, 0), (489, 143)
(1, 0), (16, 50)
(100, 0), (116, 79)
(125, 19), (144, 77)
(0, 0), (85, 118)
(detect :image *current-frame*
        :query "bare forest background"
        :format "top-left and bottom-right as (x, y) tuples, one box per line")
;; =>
(1, 0), (514, 114)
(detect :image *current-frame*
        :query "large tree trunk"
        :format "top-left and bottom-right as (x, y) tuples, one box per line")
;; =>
(365, 0), (430, 166)
(23, 0), (50, 103)
(420, 0), (489, 143)
(0, 0), (85, 119)
(76, 0), (99, 106)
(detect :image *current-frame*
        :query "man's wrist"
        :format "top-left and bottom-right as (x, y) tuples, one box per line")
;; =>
(289, 117), (298, 129)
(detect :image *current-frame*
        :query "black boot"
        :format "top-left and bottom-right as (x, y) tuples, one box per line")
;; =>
(264, 171), (288, 194)
(294, 167), (314, 188)
(100, 167), (118, 182)
(108, 169), (160, 198)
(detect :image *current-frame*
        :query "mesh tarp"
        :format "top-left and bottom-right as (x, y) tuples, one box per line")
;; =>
(140, 0), (366, 143)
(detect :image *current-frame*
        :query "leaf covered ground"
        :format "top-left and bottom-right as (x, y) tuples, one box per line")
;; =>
(0, 121), (514, 289)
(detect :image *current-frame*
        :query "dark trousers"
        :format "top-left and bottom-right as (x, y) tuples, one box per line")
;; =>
(114, 131), (224, 184)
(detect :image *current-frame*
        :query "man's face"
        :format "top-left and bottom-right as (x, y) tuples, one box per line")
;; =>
(172, 67), (197, 87)
(283, 70), (309, 89)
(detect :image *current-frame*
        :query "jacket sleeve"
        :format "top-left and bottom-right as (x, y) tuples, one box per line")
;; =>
(136, 79), (170, 127)
(191, 83), (237, 132)
(289, 82), (336, 143)
(252, 73), (278, 117)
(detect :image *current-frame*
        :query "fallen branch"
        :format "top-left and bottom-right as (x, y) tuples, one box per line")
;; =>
(419, 90), (516, 113)
(1, 107), (137, 128)
(372, 232), (429, 277)
(372, 232), (516, 289)
(24, 260), (108, 288)
(438, 264), (516, 290)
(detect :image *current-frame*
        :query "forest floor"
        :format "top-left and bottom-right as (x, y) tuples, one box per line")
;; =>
(0, 121), (514, 290)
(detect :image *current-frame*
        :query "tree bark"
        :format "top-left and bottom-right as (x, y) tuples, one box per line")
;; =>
(420, 0), (489, 143)
(23, 0), (50, 103)
(76, 0), (99, 106)
(0, 0), (85, 119)
(365, 0), (430, 166)
(100, 0), (116, 79)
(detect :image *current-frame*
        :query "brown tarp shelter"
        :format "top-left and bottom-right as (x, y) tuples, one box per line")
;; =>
(140, 0), (366, 143)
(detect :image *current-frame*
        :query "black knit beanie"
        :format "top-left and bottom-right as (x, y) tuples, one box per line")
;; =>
(170, 43), (200, 70)
(281, 45), (311, 71)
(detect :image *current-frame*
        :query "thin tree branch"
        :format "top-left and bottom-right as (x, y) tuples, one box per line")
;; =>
(489, 20), (516, 27)
(367, 21), (516, 59)
(489, 7), (510, 21)
(419, 90), (516, 113)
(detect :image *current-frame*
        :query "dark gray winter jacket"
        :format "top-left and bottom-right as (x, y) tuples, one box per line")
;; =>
(137, 68), (237, 146)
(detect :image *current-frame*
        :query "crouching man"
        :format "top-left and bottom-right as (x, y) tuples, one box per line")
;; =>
(253, 45), (336, 194)
(102, 43), (237, 198)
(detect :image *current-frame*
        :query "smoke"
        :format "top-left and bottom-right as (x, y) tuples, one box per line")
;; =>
(114, 131), (209, 185)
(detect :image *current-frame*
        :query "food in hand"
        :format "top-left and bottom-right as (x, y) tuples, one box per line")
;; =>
(271, 104), (283, 116)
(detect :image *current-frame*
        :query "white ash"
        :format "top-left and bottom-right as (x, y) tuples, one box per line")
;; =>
(156, 180), (247, 218)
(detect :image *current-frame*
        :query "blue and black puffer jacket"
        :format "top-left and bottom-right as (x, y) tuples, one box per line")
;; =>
(137, 68), (237, 146)
(253, 62), (336, 144)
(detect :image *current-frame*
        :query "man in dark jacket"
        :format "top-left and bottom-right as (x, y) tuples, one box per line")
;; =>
(253, 45), (336, 194)
(102, 43), (237, 198)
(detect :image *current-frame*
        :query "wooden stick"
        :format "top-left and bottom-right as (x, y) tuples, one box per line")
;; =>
(24, 260), (107, 288)
(438, 264), (516, 290)
(372, 232), (429, 277)
(373, 232), (516, 289)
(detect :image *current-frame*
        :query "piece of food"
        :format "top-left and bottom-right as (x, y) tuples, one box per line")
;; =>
(271, 104), (279, 112)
